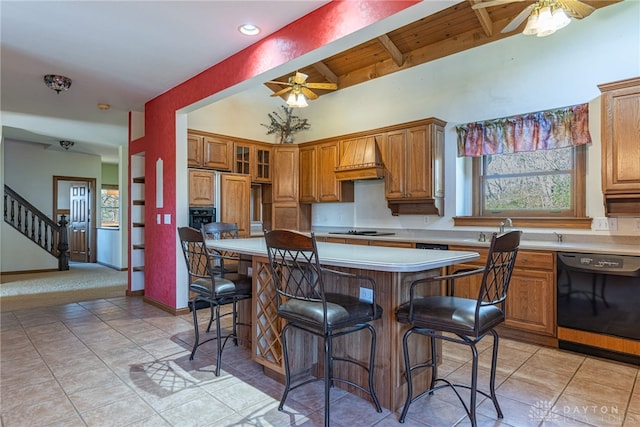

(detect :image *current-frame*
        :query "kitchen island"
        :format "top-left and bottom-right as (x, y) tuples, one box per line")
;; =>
(206, 237), (480, 411)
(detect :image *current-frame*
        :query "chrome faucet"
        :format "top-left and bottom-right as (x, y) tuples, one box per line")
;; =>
(554, 232), (563, 243)
(499, 218), (512, 233)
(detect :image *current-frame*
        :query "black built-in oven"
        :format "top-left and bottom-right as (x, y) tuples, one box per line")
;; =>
(557, 252), (640, 365)
(189, 207), (215, 229)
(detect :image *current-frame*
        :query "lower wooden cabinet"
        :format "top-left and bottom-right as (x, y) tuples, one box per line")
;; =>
(448, 246), (556, 342)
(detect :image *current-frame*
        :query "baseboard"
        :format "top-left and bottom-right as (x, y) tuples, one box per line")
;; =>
(143, 295), (190, 316)
(126, 289), (144, 297)
(1, 268), (58, 275)
(96, 261), (127, 271)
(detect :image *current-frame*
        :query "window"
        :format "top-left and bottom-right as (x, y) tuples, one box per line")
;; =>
(100, 186), (119, 227)
(455, 103), (591, 227)
(472, 145), (586, 218)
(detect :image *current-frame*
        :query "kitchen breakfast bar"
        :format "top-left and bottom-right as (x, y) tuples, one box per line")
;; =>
(205, 237), (480, 411)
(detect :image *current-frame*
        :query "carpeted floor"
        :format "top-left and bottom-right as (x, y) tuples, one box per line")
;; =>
(0, 263), (127, 311)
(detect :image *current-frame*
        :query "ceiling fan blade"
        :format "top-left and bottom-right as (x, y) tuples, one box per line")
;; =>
(501, 4), (535, 33)
(266, 80), (293, 86)
(472, 0), (525, 10)
(301, 87), (318, 100)
(558, 0), (595, 19)
(293, 72), (308, 84)
(270, 87), (293, 97)
(305, 82), (338, 91)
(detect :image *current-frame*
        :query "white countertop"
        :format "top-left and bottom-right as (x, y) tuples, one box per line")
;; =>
(206, 237), (480, 273)
(311, 229), (640, 257)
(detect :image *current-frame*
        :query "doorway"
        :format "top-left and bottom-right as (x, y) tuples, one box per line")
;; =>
(53, 176), (97, 263)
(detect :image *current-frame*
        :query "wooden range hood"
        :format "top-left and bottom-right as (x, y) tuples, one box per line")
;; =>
(334, 136), (384, 181)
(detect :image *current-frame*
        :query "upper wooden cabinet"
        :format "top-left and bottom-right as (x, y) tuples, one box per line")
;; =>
(234, 142), (272, 183)
(188, 169), (215, 206)
(299, 141), (354, 203)
(203, 135), (232, 171)
(381, 118), (446, 216)
(272, 145), (299, 203)
(598, 77), (640, 216)
(219, 173), (251, 237)
(187, 134), (204, 167)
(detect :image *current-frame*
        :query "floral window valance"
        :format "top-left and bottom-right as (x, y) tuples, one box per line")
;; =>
(456, 103), (591, 157)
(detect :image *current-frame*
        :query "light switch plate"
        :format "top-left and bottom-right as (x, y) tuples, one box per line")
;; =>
(359, 287), (373, 303)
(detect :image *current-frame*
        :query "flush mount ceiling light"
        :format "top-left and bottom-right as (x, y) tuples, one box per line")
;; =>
(97, 103), (111, 111)
(238, 24), (260, 36)
(59, 140), (74, 150)
(44, 74), (72, 93)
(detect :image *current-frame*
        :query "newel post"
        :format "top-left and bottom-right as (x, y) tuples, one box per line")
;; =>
(57, 215), (69, 271)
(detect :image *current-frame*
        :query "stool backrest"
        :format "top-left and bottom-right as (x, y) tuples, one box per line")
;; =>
(477, 230), (522, 311)
(264, 229), (325, 308)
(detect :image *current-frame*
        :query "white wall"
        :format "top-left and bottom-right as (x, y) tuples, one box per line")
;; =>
(2, 139), (102, 272)
(190, 1), (639, 236)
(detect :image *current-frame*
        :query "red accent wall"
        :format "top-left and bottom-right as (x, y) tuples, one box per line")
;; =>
(130, 1), (419, 309)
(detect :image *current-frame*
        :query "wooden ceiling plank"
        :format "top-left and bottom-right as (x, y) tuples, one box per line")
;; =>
(312, 62), (339, 84)
(376, 34), (404, 67)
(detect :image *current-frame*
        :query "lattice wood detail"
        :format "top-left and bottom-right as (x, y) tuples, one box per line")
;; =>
(252, 257), (284, 373)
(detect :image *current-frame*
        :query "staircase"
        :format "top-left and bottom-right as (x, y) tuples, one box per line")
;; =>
(3, 185), (70, 271)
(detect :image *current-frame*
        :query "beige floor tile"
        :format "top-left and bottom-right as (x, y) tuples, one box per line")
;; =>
(1, 294), (638, 427)
(1, 393), (78, 427)
(562, 377), (632, 409)
(158, 394), (236, 427)
(79, 395), (157, 426)
(573, 357), (638, 392)
(496, 376), (561, 406)
(553, 393), (626, 426)
(67, 381), (136, 412)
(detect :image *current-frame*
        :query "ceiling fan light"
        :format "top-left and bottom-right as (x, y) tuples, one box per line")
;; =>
(552, 7), (571, 30)
(536, 5), (556, 36)
(286, 92), (297, 107)
(523, 13), (540, 36)
(295, 93), (308, 108)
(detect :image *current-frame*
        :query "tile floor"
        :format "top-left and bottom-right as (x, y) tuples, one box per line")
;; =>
(1, 296), (639, 427)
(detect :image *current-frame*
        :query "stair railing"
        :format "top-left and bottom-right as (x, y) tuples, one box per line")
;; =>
(3, 185), (70, 270)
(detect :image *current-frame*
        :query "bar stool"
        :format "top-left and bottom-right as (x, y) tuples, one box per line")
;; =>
(264, 229), (383, 427)
(395, 230), (521, 426)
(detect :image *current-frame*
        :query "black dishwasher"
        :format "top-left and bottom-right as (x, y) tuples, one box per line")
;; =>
(557, 252), (640, 364)
(416, 243), (448, 250)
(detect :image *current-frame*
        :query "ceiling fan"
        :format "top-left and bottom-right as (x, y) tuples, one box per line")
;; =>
(472, 0), (595, 36)
(267, 72), (338, 107)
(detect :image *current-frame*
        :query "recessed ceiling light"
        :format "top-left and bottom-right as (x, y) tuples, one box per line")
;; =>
(238, 24), (260, 36)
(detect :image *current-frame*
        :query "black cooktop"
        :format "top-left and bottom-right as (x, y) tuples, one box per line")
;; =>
(328, 230), (396, 236)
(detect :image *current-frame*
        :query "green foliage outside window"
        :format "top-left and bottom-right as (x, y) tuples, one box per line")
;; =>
(101, 188), (119, 227)
(483, 147), (573, 213)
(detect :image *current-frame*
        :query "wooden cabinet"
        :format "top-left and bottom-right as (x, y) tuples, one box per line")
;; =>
(299, 141), (354, 203)
(219, 173), (251, 237)
(187, 133), (203, 167)
(299, 145), (317, 203)
(188, 169), (215, 206)
(448, 246), (556, 344)
(234, 142), (271, 182)
(203, 136), (232, 171)
(272, 145), (299, 202)
(598, 77), (640, 216)
(271, 145), (310, 230)
(381, 118), (446, 216)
